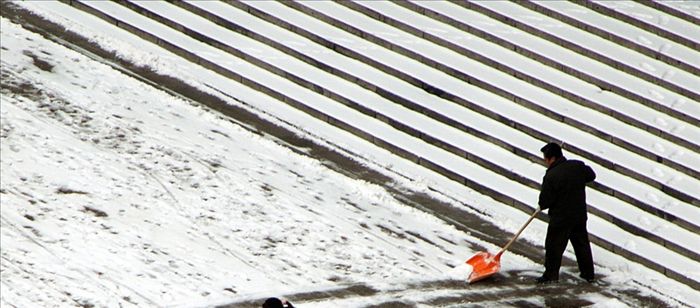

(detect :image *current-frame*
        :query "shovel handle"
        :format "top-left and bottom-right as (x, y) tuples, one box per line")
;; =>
(497, 208), (541, 257)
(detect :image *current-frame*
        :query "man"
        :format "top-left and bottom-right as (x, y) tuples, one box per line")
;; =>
(537, 142), (596, 284)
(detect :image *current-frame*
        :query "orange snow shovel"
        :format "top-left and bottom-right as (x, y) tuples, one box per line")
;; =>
(466, 208), (541, 283)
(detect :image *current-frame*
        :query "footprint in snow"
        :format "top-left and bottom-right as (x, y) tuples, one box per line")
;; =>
(652, 142), (665, 153)
(671, 98), (686, 108)
(651, 167), (665, 178)
(670, 125), (685, 134)
(645, 192), (660, 204)
(661, 70), (676, 80)
(648, 89), (664, 100)
(637, 216), (652, 227)
(666, 175), (683, 186)
(654, 117), (669, 127)
(640, 62), (656, 73)
(636, 35), (653, 46)
(668, 150), (685, 159)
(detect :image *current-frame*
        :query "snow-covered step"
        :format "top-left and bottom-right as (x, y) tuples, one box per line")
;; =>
(30, 0), (697, 288)
(79, 0), (700, 263)
(520, 1), (700, 77)
(398, 0), (700, 112)
(173, 0), (700, 235)
(348, 0), (700, 157)
(586, 214), (700, 290)
(587, 0), (700, 50)
(63, 0), (537, 199)
(465, 0), (700, 124)
(643, 0), (700, 26)
(268, 0), (700, 203)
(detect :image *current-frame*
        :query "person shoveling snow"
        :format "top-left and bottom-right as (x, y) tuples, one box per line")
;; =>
(465, 143), (597, 284)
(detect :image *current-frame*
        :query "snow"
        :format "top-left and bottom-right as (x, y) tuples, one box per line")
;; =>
(1, 18), (482, 306)
(468, 0), (700, 121)
(386, 0), (700, 110)
(584, 296), (631, 308)
(2, 1), (700, 307)
(592, 0), (700, 46)
(297, 0), (700, 227)
(280, 1), (700, 194)
(530, 1), (700, 69)
(657, 1), (700, 19)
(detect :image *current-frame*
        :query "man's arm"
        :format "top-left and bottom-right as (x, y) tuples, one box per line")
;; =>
(538, 176), (556, 210)
(584, 165), (596, 183)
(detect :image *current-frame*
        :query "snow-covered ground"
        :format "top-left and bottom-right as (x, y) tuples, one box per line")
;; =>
(0, 17), (488, 306)
(1, 2), (699, 308)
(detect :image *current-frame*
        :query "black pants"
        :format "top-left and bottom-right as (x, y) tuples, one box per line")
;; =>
(543, 220), (594, 280)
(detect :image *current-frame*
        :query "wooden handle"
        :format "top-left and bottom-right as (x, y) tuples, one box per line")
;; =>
(497, 208), (541, 257)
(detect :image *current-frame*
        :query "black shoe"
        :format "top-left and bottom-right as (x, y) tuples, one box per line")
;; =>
(580, 275), (595, 283)
(535, 276), (558, 284)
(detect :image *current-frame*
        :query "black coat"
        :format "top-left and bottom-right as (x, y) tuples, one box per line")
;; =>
(538, 157), (596, 225)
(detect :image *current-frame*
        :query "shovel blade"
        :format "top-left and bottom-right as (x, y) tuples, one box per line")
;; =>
(466, 251), (501, 283)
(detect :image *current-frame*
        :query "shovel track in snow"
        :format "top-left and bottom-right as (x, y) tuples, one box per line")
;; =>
(222, 274), (670, 307)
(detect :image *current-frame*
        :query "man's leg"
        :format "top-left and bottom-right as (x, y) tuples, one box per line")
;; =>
(543, 223), (569, 281)
(570, 221), (594, 281)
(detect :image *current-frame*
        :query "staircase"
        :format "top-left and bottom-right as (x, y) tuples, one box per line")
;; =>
(9, 0), (699, 290)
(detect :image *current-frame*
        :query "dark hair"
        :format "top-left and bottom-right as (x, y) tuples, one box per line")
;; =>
(263, 297), (283, 308)
(540, 142), (563, 159)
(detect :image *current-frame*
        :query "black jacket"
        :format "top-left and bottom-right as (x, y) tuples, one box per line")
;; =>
(538, 157), (596, 225)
